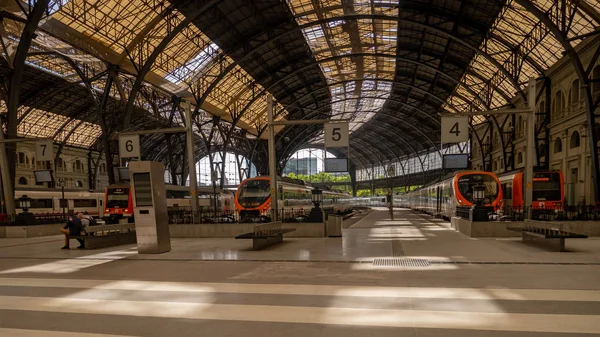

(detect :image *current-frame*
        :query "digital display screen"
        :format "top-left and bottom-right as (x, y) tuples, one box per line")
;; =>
(133, 173), (153, 207)
(118, 167), (130, 181)
(443, 154), (469, 169)
(34, 170), (54, 183)
(324, 158), (348, 172)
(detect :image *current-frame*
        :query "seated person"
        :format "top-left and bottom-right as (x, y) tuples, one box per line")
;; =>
(60, 215), (84, 249)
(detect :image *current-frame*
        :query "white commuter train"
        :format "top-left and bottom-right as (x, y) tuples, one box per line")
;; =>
(14, 188), (105, 216)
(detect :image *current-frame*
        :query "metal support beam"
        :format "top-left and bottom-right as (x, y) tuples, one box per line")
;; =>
(516, 0), (600, 204)
(118, 127), (187, 136)
(185, 101), (199, 217)
(524, 79), (537, 217)
(267, 95), (278, 221)
(2, 0), (50, 220)
(270, 119), (350, 126)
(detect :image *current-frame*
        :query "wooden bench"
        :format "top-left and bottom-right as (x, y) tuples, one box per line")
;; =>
(507, 226), (587, 252)
(235, 222), (295, 250)
(72, 223), (137, 249)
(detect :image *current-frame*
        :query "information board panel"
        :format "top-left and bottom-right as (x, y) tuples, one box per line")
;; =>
(133, 172), (153, 207)
(324, 158), (348, 172)
(118, 167), (130, 182)
(442, 154), (470, 169)
(324, 122), (349, 148)
(34, 170), (54, 183)
(441, 116), (469, 143)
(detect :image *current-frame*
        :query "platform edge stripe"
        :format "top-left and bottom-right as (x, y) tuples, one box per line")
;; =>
(0, 296), (599, 334)
(0, 328), (139, 337)
(0, 277), (599, 302)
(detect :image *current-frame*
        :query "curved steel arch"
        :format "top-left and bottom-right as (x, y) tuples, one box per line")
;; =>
(282, 123), (417, 166)
(24, 51), (110, 161)
(255, 52), (495, 112)
(280, 123), (414, 169)
(122, 0), (222, 129)
(192, 12), (528, 111)
(246, 77), (462, 127)
(266, 80), (447, 150)
(515, 0), (600, 202)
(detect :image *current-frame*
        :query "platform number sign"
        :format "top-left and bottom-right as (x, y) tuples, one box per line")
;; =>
(324, 122), (349, 148)
(119, 135), (141, 159)
(35, 139), (54, 161)
(441, 116), (469, 143)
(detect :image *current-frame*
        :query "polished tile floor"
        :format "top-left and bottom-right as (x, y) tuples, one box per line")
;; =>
(0, 208), (599, 336)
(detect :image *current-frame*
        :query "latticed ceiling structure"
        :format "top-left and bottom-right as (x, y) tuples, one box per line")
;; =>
(0, 0), (599, 185)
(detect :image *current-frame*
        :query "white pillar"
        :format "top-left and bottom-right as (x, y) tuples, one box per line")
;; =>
(267, 95), (278, 221)
(523, 78), (536, 218)
(185, 101), (199, 216)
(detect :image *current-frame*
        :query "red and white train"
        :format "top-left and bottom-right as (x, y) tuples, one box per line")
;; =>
(398, 171), (503, 219)
(104, 183), (235, 223)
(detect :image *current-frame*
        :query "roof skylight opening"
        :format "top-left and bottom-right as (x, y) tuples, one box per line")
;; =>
(288, 0), (398, 137)
(328, 20), (345, 28)
(303, 26), (325, 41)
(165, 42), (220, 85)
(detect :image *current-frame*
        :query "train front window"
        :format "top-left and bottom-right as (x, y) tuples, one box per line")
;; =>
(106, 188), (129, 208)
(457, 174), (499, 204)
(533, 173), (561, 201)
(238, 180), (270, 206)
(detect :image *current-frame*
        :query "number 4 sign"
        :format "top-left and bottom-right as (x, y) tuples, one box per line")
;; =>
(324, 122), (349, 148)
(441, 116), (469, 143)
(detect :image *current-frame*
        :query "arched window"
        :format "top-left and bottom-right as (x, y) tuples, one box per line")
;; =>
(517, 152), (523, 164)
(593, 65), (600, 96)
(76, 180), (83, 188)
(18, 152), (25, 164)
(569, 79), (580, 109)
(552, 90), (565, 120)
(570, 131), (581, 149)
(554, 137), (562, 153)
(18, 177), (28, 185)
(492, 161), (498, 171)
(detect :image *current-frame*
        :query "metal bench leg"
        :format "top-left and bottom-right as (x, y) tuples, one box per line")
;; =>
(252, 234), (283, 250)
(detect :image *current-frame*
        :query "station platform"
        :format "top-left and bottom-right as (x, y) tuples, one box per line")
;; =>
(0, 208), (599, 336)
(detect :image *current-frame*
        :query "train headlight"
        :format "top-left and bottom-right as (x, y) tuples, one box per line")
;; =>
(105, 209), (109, 213)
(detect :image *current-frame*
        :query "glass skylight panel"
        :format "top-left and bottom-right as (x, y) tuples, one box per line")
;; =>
(16, 109), (102, 148)
(447, 0), (600, 123)
(288, 0), (398, 136)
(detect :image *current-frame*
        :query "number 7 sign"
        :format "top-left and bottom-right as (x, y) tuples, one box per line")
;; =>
(441, 116), (469, 143)
(324, 122), (349, 148)
(35, 139), (54, 161)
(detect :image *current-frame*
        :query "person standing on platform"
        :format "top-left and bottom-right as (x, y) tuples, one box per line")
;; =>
(60, 215), (84, 249)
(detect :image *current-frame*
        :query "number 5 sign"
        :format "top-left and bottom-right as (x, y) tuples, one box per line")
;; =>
(119, 135), (140, 159)
(441, 116), (469, 143)
(324, 122), (349, 148)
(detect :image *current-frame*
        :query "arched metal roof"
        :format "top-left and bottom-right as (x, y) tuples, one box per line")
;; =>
(0, 0), (599, 176)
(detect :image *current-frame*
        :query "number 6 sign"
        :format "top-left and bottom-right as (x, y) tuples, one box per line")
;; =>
(441, 116), (469, 143)
(119, 135), (141, 159)
(324, 122), (349, 148)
